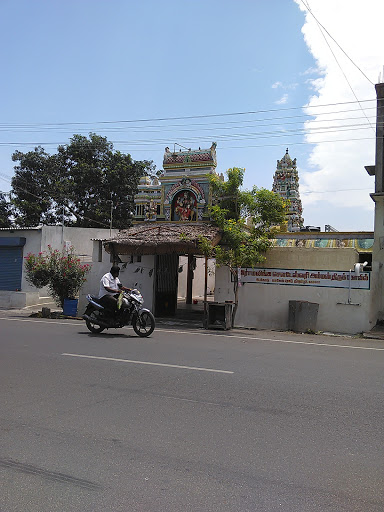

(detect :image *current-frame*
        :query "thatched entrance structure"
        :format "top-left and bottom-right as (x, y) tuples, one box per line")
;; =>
(104, 223), (221, 256)
(104, 223), (222, 316)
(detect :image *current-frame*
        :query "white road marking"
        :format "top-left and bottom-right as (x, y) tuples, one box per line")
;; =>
(156, 328), (384, 351)
(1, 317), (383, 351)
(0, 317), (80, 326)
(61, 353), (234, 374)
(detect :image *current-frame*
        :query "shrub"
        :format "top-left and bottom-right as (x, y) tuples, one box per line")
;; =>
(25, 246), (91, 307)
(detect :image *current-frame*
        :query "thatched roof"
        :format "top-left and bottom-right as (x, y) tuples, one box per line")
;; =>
(104, 222), (222, 256)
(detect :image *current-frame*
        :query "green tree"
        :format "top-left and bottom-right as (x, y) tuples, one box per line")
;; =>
(11, 147), (57, 226)
(199, 167), (287, 326)
(0, 192), (12, 227)
(11, 133), (154, 228)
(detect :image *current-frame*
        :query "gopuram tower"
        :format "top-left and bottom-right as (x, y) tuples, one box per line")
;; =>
(272, 148), (304, 231)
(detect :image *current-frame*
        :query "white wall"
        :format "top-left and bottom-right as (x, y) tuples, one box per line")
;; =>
(215, 265), (372, 335)
(0, 226), (119, 310)
(0, 228), (43, 293)
(0, 228), (44, 308)
(177, 256), (215, 299)
(115, 254), (156, 313)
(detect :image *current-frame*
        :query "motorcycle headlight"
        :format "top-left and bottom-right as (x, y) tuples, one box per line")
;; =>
(132, 293), (144, 305)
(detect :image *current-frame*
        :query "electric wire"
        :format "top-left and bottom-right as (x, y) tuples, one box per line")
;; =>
(0, 135), (377, 154)
(0, 99), (378, 130)
(299, 0), (375, 86)
(0, 97), (378, 205)
(0, 169), (373, 215)
(301, 0), (375, 134)
(0, 101), (378, 153)
(0, 118), (380, 149)
(0, 110), (377, 136)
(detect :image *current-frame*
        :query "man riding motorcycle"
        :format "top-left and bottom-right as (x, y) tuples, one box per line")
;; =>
(98, 265), (131, 313)
(83, 266), (155, 336)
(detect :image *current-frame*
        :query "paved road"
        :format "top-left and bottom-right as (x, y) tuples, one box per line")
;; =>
(1, 316), (383, 511)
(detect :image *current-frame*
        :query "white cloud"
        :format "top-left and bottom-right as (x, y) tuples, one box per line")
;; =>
(300, 66), (321, 76)
(294, 0), (384, 231)
(272, 81), (298, 90)
(275, 93), (289, 104)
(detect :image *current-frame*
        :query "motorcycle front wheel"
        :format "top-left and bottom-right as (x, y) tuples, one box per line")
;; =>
(132, 310), (155, 337)
(85, 309), (105, 334)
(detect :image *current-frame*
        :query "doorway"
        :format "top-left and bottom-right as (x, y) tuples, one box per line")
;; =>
(154, 254), (179, 316)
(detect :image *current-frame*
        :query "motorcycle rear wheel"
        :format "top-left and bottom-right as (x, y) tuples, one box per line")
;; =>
(132, 311), (155, 337)
(85, 309), (105, 334)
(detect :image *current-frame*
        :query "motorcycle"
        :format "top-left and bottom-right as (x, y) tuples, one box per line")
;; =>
(83, 289), (155, 337)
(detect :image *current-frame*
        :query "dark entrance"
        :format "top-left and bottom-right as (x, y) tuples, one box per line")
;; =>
(154, 254), (179, 316)
(0, 237), (26, 291)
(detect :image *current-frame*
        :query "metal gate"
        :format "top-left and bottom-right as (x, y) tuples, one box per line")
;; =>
(0, 246), (23, 291)
(155, 254), (178, 316)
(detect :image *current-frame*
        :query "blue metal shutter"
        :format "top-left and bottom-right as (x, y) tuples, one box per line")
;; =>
(0, 247), (23, 290)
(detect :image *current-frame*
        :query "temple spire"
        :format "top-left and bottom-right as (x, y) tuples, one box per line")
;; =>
(272, 149), (304, 232)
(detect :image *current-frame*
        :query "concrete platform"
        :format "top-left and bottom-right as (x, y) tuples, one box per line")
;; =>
(363, 324), (384, 340)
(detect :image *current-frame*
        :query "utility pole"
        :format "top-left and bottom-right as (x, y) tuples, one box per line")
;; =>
(110, 192), (113, 236)
(61, 205), (65, 244)
(365, 82), (384, 325)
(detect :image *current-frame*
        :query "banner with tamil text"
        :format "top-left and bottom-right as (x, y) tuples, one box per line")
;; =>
(238, 268), (370, 289)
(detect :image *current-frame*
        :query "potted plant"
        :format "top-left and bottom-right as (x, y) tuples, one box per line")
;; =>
(25, 245), (91, 314)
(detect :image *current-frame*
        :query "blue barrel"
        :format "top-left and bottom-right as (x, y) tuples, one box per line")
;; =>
(63, 298), (78, 317)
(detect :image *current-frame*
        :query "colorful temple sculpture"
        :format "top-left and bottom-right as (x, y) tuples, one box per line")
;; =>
(134, 143), (217, 223)
(272, 148), (304, 231)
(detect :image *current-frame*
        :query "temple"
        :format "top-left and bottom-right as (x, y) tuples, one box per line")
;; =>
(272, 148), (304, 231)
(103, 143), (221, 316)
(134, 143), (218, 223)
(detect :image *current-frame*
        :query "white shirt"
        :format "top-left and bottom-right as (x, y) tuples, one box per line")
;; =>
(98, 272), (121, 298)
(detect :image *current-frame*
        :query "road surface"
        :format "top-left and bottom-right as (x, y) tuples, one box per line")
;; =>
(1, 316), (383, 511)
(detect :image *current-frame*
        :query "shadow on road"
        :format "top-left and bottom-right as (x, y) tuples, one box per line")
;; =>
(77, 331), (137, 339)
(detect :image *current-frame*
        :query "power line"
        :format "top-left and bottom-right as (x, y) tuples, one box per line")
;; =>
(0, 135), (377, 156)
(0, 120), (379, 150)
(198, 136), (376, 151)
(0, 110), (377, 136)
(300, 0), (374, 86)
(0, 99), (377, 130)
(301, 0), (375, 134)
(0, 171), (373, 205)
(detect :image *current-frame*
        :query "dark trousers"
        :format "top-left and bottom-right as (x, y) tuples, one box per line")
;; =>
(99, 294), (118, 312)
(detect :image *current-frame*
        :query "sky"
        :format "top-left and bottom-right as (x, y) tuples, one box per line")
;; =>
(0, 0), (383, 231)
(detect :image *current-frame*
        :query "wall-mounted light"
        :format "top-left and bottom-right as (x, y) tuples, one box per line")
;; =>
(354, 262), (368, 275)
(348, 262), (368, 303)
